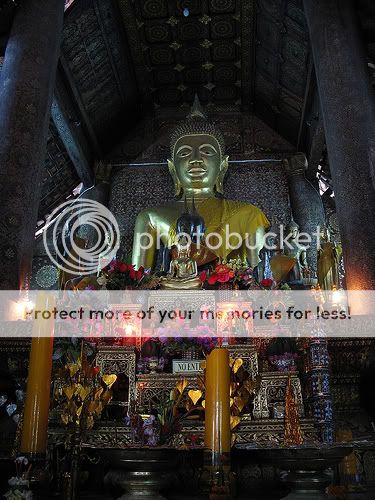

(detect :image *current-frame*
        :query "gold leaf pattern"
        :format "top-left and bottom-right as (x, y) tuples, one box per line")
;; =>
(188, 389), (202, 405)
(102, 374), (117, 388)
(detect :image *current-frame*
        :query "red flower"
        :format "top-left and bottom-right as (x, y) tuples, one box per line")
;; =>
(129, 268), (136, 280)
(199, 271), (207, 282)
(92, 366), (100, 376)
(119, 263), (128, 273)
(135, 270), (143, 280)
(214, 264), (235, 283)
(260, 278), (273, 288)
(208, 274), (218, 285)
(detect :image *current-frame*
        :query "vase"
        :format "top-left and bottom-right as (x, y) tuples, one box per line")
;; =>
(101, 448), (179, 499)
(256, 445), (353, 499)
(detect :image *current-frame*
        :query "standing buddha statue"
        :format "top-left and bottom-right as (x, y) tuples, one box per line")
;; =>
(270, 220), (308, 285)
(317, 225), (340, 290)
(132, 96), (269, 270)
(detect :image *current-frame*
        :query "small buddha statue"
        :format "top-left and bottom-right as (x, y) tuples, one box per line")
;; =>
(132, 96), (269, 270)
(270, 220), (308, 284)
(317, 225), (340, 290)
(160, 234), (202, 290)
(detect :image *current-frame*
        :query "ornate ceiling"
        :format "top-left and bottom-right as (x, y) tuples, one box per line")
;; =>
(114, 0), (310, 146)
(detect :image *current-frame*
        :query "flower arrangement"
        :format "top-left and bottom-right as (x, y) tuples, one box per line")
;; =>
(155, 324), (217, 356)
(4, 457), (32, 500)
(266, 338), (298, 372)
(125, 379), (204, 446)
(97, 259), (145, 290)
(53, 340), (117, 433)
(199, 259), (257, 288)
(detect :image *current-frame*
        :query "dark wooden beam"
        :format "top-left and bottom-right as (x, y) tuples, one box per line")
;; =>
(52, 68), (95, 187)
(59, 54), (103, 157)
(296, 56), (314, 151)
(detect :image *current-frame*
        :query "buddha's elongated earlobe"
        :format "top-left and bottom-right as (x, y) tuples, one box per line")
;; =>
(168, 159), (182, 197)
(215, 156), (229, 195)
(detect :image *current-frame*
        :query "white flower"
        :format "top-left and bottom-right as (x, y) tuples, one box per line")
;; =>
(15, 390), (24, 402)
(6, 403), (17, 416)
(8, 477), (29, 487)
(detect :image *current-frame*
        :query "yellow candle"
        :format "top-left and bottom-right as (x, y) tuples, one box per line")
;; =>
(20, 292), (55, 455)
(204, 348), (231, 455)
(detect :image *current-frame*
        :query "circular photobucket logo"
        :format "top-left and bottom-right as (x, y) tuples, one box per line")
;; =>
(43, 199), (120, 276)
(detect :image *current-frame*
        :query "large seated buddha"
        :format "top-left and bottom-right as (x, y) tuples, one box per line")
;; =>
(132, 97), (269, 271)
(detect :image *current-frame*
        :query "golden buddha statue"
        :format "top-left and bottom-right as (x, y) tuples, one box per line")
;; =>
(317, 225), (340, 290)
(270, 220), (308, 284)
(160, 234), (202, 289)
(132, 96), (269, 270)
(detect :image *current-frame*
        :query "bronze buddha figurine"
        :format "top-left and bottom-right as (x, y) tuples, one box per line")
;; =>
(132, 96), (269, 271)
(317, 225), (340, 290)
(270, 220), (308, 284)
(160, 234), (202, 289)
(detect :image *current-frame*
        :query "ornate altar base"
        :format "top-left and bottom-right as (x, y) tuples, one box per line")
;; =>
(45, 438), (355, 499)
(49, 417), (318, 449)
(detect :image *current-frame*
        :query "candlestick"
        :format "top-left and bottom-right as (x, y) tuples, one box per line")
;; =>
(204, 348), (231, 465)
(20, 292), (55, 455)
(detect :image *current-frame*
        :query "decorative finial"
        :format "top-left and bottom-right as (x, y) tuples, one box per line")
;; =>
(187, 94), (207, 120)
(169, 94), (225, 158)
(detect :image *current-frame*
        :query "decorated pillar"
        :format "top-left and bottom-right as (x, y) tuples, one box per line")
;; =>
(305, 331), (334, 443)
(303, 0), (375, 291)
(284, 153), (325, 272)
(0, 0), (65, 289)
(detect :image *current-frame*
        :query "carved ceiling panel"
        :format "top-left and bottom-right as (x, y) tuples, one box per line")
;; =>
(115, 0), (311, 145)
(123, 0), (244, 108)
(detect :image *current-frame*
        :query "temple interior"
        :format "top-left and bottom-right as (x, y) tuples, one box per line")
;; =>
(1, 0), (375, 499)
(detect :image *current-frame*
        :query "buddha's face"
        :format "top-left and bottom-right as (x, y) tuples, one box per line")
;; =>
(173, 134), (222, 190)
(319, 226), (329, 241)
(288, 226), (298, 239)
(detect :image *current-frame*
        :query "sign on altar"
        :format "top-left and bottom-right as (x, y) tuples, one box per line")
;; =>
(172, 359), (204, 373)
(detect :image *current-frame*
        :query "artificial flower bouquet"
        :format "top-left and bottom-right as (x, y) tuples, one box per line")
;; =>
(199, 258), (257, 289)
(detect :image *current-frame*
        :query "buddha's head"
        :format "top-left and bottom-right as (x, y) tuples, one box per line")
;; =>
(168, 96), (229, 196)
(286, 219), (299, 240)
(319, 224), (330, 242)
